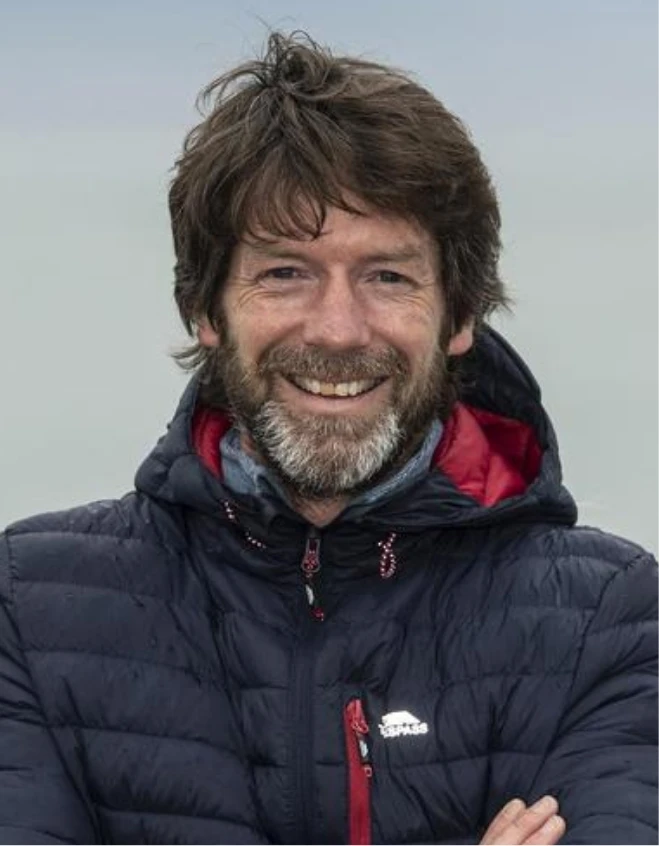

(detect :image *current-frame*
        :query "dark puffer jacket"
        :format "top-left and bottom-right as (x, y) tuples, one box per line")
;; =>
(0, 328), (656, 844)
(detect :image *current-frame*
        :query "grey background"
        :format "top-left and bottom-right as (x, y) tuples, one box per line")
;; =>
(1, 0), (656, 552)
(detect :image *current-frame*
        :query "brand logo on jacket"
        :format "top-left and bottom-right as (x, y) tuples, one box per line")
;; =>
(378, 710), (429, 738)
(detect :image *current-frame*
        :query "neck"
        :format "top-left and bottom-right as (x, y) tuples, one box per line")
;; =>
(290, 496), (349, 527)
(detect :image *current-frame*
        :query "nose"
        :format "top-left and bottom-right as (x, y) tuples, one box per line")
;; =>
(301, 273), (372, 350)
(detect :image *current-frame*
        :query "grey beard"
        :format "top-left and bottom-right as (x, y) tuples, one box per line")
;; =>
(250, 399), (403, 499)
(199, 329), (454, 499)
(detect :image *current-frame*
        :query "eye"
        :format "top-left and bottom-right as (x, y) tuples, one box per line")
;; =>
(374, 270), (407, 284)
(260, 266), (303, 280)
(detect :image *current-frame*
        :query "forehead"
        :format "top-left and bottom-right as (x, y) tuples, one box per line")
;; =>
(239, 205), (437, 264)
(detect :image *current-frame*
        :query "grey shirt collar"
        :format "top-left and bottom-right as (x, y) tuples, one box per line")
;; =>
(219, 420), (443, 522)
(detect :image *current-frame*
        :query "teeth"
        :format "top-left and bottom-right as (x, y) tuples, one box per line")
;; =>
(292, 376), (379, 397)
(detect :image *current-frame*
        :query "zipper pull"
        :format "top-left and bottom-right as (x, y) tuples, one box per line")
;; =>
(346, 699), (372, 777)
(301, 529), (324, 621)
(301, 530), (321, 576)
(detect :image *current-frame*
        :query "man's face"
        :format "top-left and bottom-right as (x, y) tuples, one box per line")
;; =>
(199, 204), (473, 499)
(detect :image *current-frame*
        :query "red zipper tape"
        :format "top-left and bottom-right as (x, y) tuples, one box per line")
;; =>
(344, 698), (372, 845)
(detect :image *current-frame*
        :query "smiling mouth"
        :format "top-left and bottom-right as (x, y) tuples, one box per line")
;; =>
(286, 375), (387, 398)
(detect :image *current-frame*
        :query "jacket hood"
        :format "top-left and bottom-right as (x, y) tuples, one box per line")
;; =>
(134, 326), (577, 532)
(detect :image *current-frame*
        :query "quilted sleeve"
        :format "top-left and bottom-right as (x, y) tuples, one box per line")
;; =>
(529, 552), (658, 844)
(0, 534), (98, 844)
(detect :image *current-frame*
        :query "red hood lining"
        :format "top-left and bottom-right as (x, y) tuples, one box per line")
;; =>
(191, 407), (233, 481)
(191, 402), (542, 508)
(432, 404), (541, 506)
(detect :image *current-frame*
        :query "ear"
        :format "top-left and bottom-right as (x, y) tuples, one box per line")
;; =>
(196, 317), (221, 348)
(447, 319), (475, 357)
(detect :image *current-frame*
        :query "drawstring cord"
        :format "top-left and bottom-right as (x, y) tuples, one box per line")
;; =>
(223, 500), (398, 580)
(222, 501), (267, 550)
(378, 532), (398, 579)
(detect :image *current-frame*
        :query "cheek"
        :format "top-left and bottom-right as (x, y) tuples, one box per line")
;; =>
(378, 309), (441, 371)
(230, 298), (297, 354)
(223, 312), (270, 368)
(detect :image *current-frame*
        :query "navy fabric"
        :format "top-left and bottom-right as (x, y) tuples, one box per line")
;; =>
(0, 327), (656, 844)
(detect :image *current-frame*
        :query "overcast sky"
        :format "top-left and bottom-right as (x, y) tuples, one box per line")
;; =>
(1, 0), (656, 552)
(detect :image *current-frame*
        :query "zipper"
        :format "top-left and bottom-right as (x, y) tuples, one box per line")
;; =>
(344, 698), (373, 845)
(291, 619), (316, 844)
(289, 527), (325, 843)
(301, 527), (325, 621)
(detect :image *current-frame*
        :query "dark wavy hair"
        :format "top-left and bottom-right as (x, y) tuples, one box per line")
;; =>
(169, 31), (508, 370)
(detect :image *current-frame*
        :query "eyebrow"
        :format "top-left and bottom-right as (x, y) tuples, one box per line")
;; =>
(360, 248), (427, 264)
(245, 244), (312, 261)
(244, 243), (428, 264)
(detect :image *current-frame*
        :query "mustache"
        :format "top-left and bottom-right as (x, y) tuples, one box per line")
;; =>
(257, 345), (408, 382)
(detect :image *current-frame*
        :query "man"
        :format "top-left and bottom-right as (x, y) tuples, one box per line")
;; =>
(0, 31), (656, 845)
